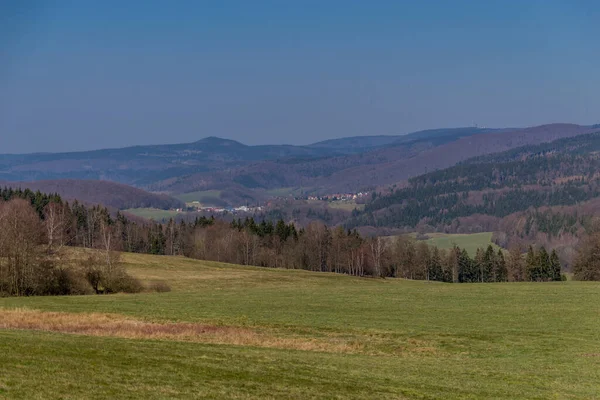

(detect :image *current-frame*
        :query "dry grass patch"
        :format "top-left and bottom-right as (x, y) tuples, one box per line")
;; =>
(0, 308), (360, 354)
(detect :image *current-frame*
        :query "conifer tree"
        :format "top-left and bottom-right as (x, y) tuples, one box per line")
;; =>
(525, 246), (538, 281)
(428, 246), (444, 282)
(458, 248), (475, 283)
(538, 247), (550, 281)
(483, 245), (496, 282)
(474, 248), (485, 283)
(550, 249), (562, 281)
(494, 249), (508, 282)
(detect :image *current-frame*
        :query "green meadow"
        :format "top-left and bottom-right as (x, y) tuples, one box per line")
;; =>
(123, 208), (181, 221)
(1, 252), (599, 399)
(410, 232), (500, 256)
(174, 190), (223, 205)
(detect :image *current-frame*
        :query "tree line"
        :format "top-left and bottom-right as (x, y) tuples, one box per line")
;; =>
(2, 186), (600, 297)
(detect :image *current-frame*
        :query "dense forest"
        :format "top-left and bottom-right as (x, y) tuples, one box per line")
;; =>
(347, 132), (600, 234)
(4, 186), (600, 297)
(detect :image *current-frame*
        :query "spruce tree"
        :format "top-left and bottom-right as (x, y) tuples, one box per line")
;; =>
(459, 249), (475, 283)
(474, 248), (485, 283)
(428, 247), (444, 282)
(495, 249), (508, 282)
(484, 245), (496, 282)
(525, 246), (538, 281)
(550, 250), (562, 281)
(538, 247), (551, 281)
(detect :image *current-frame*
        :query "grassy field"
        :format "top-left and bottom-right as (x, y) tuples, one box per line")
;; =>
(175, 190), (223, 205)
(410, 232), (499, 255)
(1, 252), (600, 399)
(327, 200), (365, 212)
(123, 208), (181, 220)
(264, 187), (302, 197)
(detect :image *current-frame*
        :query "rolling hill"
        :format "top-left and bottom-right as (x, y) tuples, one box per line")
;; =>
(0, 123), (596, 208)
(0, 179), (184, 210)
(0, 137), (343, 186)
(348, 129), (600, 229)
(150, 124), (595, 195)
(341, 130), (600, 263)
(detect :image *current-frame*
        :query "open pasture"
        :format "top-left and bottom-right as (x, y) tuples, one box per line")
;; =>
(1, 252), (599, 399)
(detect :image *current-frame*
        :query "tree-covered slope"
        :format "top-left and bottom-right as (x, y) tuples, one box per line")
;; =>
(348, 130), (600, 230)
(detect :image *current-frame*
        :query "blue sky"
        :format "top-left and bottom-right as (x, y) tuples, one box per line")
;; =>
(1, 0), (599, 153)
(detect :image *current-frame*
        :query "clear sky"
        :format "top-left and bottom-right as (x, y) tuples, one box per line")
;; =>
(1, 0), (599, 153)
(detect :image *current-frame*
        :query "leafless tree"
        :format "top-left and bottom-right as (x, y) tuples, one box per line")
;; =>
(43, 202), (67, 252)
(0, 199), (43, 295)
(369, 236), (387, 278)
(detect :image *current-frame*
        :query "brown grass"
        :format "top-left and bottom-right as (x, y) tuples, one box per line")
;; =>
(0, 308), (360, 353)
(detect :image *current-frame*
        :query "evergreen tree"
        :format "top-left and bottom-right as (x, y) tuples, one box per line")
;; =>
(525, 246), (538, 281)
(458, 248), (476, 283)
(474, 248), (485, 283)
(275, 219), (289, 242)
(550, 250), (562, 281)
(483, 245), (496, 282)
(428, 247), (444, 282)
(494, 249), (508, 282)
(538, 246), (551, 281)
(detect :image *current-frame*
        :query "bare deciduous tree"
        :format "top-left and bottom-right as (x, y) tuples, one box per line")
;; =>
(369, 236), (387, 278)
(0, 199), (43, 295)
(44, 202), (67, 252)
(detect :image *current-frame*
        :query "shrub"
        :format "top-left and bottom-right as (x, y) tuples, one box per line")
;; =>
(415, 233), (430, 241)
(149, 281), (172, 293)
(103, 269), (144, 294)
(43, 267), (94, 296)
(82, 253), (144, 294)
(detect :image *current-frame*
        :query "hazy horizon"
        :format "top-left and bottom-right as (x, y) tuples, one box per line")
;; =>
(2, 1), (599, 153)
(1, 121), (596, 155)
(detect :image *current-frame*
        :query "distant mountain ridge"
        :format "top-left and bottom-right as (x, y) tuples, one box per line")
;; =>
(154, 123), (595, 195)
(0, 124), (596, 202)
(308, 127), (500, 150)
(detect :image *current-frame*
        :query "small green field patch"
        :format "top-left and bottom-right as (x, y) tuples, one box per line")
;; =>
(123, 208), (181, 220)
(175, 190), (223, 204)
(328, 200), (365, 212)
(409, 232), (499, 255)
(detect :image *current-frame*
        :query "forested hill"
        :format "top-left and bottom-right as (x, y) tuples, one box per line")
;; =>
(1, 124), (592, 199)
(0, 180), (184, 210)
(347, 130), (600, 231)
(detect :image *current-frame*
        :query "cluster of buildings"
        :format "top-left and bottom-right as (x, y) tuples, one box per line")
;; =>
(304, 192), (368, 202)
(184, 202), (263, 214)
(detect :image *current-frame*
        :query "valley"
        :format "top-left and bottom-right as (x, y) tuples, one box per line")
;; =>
(6, 124), (600, 241)
(4, 4), (598, 399)
(6, 124), (600, 269)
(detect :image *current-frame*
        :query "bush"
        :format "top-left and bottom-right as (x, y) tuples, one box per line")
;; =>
(103, 269), (144, 294)
(149, 281), (172, 293)
(44, 267), (94, 295)
(82, 253), (144, 294)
